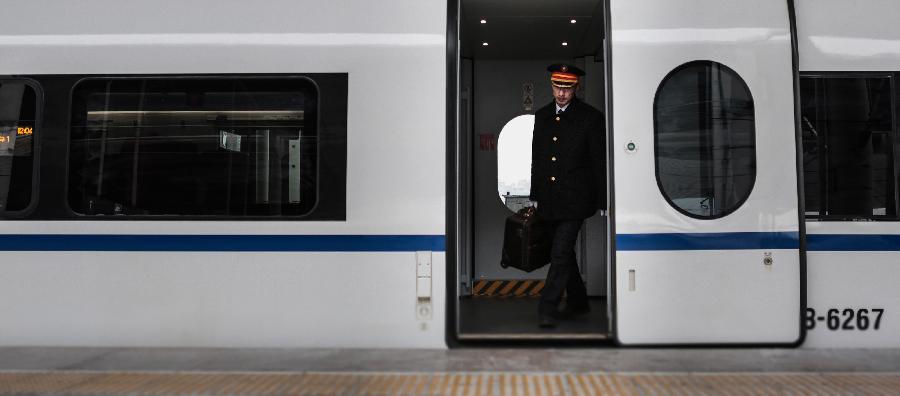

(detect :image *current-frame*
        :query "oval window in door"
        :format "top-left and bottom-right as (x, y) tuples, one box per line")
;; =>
(497, 114), (535, 212)
(654, 60), (756, 219)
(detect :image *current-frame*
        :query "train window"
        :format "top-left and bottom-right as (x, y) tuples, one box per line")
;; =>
(800, 75), (895, 219)
(654, 61), (756, 219)
(68, 78), (320, 217)
(0, 81), (38, 215)
(497, 114), (534, 212)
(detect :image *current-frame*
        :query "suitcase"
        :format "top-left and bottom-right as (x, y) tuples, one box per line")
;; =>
(501, 206), (552, 272)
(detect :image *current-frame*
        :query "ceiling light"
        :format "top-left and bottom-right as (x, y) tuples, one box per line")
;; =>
(482, 42), (489, 46)
(570, 19), (577, 24)
(562, 42), (568, 46)
(480, 19), (487, 24)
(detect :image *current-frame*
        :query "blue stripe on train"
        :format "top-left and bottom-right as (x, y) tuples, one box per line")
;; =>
(0, 233), (897, 252)
(617, 232), (900, 251)
(0, 234), (447, 252)
(616, 232), (800, 251)
(806, 234), (900, 252)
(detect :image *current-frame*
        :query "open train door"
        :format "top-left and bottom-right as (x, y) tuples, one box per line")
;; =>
(609, 0), (804, 345)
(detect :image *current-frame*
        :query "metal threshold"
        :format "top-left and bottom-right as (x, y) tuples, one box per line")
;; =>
(458, 333), (610, 340)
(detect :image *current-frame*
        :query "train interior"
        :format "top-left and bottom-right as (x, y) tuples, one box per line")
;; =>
(456, 0), (609, 340)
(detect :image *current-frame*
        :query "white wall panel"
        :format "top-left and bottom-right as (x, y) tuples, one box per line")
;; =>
(0, 0), (444, 35)
(616, 250), (800, 344)
(803, 222), (900, 348)
(804, 252), (900, 348)
(0, 252), (446, 348)
(796, 0), (900, 71)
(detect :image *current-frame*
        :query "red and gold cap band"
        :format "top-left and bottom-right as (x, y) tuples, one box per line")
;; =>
(551, 72), (579, 87)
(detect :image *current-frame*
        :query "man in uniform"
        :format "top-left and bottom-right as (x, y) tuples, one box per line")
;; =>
(530, 63), (606, 328)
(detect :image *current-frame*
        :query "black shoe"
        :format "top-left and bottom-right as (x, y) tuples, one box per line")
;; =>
(559, 303), (590, 319)
(538, 313), (558, 328)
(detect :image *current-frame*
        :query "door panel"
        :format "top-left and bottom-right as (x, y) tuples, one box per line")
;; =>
(610, 0), (802, 344)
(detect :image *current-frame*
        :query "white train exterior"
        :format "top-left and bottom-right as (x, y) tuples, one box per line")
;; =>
(0, 0), (448, 348)
(0, 0), (896, 348)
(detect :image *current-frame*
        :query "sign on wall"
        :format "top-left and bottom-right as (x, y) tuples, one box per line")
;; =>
(522, 83), (534, 112)
(479, 133), (497, 151)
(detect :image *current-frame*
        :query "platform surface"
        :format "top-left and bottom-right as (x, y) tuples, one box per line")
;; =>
(2, 347), (900, 395)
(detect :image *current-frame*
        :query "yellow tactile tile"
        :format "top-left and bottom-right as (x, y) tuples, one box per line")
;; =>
(1, 371), (900, 395)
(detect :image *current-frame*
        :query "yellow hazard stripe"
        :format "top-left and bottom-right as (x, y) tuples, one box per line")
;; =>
(513, 280), (533, 296)
(498, 281), (518, 295)
(472, 280), (544, 298)
(473, 280), (489, 294)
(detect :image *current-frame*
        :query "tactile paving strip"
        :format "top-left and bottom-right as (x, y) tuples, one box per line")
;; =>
(1, 371), (900, 395)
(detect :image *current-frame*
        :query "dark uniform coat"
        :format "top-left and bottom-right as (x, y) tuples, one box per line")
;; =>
(529, 98), (606, 220)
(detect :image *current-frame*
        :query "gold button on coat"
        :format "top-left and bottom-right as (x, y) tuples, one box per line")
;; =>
(551, 156), (557, 161)
(555, 116), (560, 121)
(550, 176), (556, 181)
(553, 136), (558, 141)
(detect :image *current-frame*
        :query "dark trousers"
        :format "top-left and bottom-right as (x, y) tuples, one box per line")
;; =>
(538, 219), (588, 315)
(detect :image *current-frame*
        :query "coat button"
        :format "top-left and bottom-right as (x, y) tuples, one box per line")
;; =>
(551, 156), (557, 161)
(550, 176), (556, 181)
(553, 136), (558, 142)
(555, 116), (560, 122)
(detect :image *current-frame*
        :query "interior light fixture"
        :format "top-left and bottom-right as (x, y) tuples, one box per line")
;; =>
(562, 42), (568, 46)
(482, 42), (489, 46)
(480, 19), (487, 24)
(570, 19), (577, 24)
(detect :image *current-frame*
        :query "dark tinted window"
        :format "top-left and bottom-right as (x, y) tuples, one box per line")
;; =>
(69, 78), (318, 216)
(0, 81), (37, 214)
(801, 75), (895, 219)
(654, 61), (756, 219)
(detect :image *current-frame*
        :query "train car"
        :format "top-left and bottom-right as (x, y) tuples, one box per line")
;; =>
(0, 0), (897, 348)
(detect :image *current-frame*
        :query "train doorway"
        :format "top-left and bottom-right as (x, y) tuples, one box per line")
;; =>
(453, 0), (611, 342)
